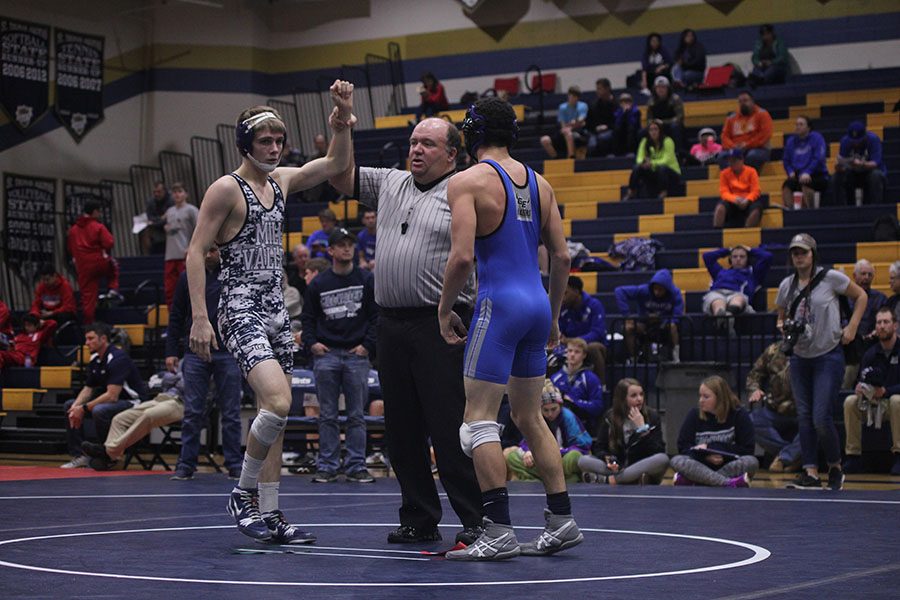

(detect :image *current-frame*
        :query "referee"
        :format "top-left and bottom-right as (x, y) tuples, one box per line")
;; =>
(331, 117), (483, 545)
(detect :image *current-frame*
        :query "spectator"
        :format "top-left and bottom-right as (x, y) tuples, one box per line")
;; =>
(556, 275), (607, 383)
(357, 208), (377, 271)
(670, 375), (758, 487)
(30, 264), (77, 326)
(640, 32), (672, 95)
(624, 119), (681, 200)
(845, 259), (888, 387)
(746, 342), (800, 472)
(304, 257), (330, 285)
(701, 244), (773, 318)
(163, 182), (199, 308)
(306, 208), (338, 259)
(0, 314), (56, 370)
(615, 268), (684, 363)
(886, 261), (900, 324)
(67, 200), (122, 324)
(540, 86), (589, 159)
(505, 380), (592, 483)
(645, 77), (685, 152)
(414, 71), (449, 122)
(672, 28), (707, 90)
(302, 134), (340, 204)
(714, 149), (762, 229)
(690, 128), (722, 165)
(586, 78), (617, 157)
(280, 144), (304, 168)
(613, 93), (641, 156)
(781, 116), (829, 210)
(80, 366), (186, 470)
(0, 298), (11, 338)
(842, 306), (900, 475)
(285, 243), (310, 297)
(578, 378), (669, 485)
(749, 24), (788, 87)
(140, 181), (173, 255)
(300, 228), (378, 483)
(834, 121), (887, 205)
(165, 246), (243, 480)
(60, 322), (149, 468)
(721, 91), (773, 172)
(550, 337), (605, 433)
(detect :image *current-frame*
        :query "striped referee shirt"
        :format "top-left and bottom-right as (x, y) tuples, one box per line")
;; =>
(355, 166), (475, 309)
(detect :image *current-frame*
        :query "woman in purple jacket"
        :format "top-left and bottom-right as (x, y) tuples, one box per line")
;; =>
(781, 116), (829, 209)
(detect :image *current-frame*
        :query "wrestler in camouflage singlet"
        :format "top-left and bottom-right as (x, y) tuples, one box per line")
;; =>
(217, 173), (293, 376)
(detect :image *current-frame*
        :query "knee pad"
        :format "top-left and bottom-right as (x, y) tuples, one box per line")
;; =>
(250, 409), (287, 447)
(459, 420), (502, 458)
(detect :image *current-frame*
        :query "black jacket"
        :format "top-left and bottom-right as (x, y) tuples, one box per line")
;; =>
(594, 407), (665, 466)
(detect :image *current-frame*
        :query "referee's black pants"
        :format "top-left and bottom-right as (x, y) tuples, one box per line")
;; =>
(377, 307), (483, 531)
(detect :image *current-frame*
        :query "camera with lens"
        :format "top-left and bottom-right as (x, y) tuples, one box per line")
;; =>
(779, 318), (806, 356)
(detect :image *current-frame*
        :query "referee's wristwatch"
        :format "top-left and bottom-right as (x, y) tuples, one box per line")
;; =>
(82, 403), (91, 412)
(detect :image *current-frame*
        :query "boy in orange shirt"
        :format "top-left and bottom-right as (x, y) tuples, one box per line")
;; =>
(714, 149), (762, 228)
(721, 91), (772, 172)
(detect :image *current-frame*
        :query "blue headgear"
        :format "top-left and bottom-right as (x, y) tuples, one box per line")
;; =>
(461, 103), (518, 161)
(235, 111), (283, 157)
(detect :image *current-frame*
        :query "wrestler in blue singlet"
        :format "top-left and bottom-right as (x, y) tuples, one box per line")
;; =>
(463, 159), (550, 384)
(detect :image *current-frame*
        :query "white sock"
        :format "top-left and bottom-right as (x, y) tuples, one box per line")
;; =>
(259, 481), (280, 514)
(238, 453), (265, 490)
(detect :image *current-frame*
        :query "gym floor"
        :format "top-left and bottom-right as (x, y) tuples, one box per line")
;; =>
(0, 457), (898, 599)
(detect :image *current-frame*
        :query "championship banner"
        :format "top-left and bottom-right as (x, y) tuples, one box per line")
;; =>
(54, 28), (104, 141)
(0, 17), (50, 131)
(2, 173), (56, 282)
(63, 180), (112, 229)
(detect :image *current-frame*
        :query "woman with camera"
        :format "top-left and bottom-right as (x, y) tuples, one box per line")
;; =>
(775, 233), (867, 490)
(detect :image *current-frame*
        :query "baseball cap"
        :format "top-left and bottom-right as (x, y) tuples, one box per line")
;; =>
(847, 121), (865, 139)
(728, 148), (744, 160)
(698, 127), (717, 141)
(789, 233), (817, 252)
(653, 76), (670, 88)
(328, 227), (357, 246)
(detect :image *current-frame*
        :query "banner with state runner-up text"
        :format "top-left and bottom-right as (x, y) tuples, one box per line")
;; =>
(54, 28), (104, 142)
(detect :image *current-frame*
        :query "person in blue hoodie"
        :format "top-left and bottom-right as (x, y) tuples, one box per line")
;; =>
(702, 244), (773, 318)
(834, 121), (887, 205)
(781, 116), (829, 209)
(615, 269), (684, 362)
(554, 275), (607, 382)
(550, 337), (605, 433)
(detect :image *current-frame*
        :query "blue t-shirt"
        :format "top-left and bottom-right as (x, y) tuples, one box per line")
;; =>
(306, 229), (331, 259)
(558, 101), (588, 126)
(357, 228), (376, 263)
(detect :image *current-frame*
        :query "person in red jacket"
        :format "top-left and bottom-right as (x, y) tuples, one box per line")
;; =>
(714, 149), (762, 228)
(0, 298), (11, 338)
(67, 201), (122, 323)
(0, 315), (57, 369)
(414, 71), (449, 122)
(30, 264), (77, 326)
(720, 91), (773, 172)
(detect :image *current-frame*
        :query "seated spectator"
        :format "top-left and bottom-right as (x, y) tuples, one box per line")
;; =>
(886, 261), (900, 324)
(280, 144), (304, 168)
(690, 128), (722, 166)
(842, 307), (900, 475)
(845, 259), (888, 387)
(615, 269), (684, 363)
(556, 275), (607, 383)
(701, 244), (773, 318)
(301, 134), (340, 204)
(540, 86), (589, 159)
(748, 24), (788, 87)
(670, 375), (759, 486)
(505, 380), (592, 483)
(781, 116), (829, 209)
(714, 149), (762, 229)
(578, 378), (669, 485)
(285, 243), (310, 297)
(60, 323), (149, 468)
(550, 337), (605, 433)
(746, 342), (800, 472)
(0, 315), (57, 369)
(80, 366), (185, 470)
(671, 28), (707, 90)
(0, 297), (11, 338)
(30, 264), (77, 326)
(613, 93), (641, 156)
(586, 78), (617, 157)
(834, 121), (887, 205)
(414, 71), (448, 122)
(624, 119), (682, 200)
(645, 77), (684, 152)
(140, 181), (173, 255)
(357, 208), (377, 271)
(640, 32), (671, 96)
(721, 91), (773, 172)
(306, 208), (338, 259)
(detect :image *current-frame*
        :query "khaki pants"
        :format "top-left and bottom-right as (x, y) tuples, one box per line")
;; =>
(104, 394), (184, 460)
(843, 394), (900, 455)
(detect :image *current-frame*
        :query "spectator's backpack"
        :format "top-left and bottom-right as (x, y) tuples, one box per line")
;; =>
(873, 214), (900, 242)
(608, 237), (664, 271)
